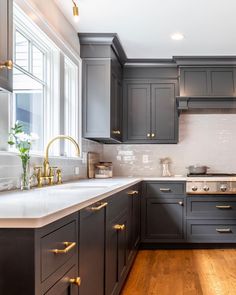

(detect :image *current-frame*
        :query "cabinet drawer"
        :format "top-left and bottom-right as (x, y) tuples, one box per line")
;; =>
(187, 197), (236, 218)
(145, 182), (185, 197)
(41, 221), (77, 282)
(187, 220), (236, 242)
(44, 265), (79, 295)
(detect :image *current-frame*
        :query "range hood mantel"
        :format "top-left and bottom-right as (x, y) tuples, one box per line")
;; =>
(176, 96), (236, 111)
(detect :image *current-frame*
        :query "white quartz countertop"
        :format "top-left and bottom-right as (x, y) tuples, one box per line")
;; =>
(0, 176), (186, 228)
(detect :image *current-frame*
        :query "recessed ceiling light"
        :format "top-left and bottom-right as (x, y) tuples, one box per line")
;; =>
(171, 33), (185, 41)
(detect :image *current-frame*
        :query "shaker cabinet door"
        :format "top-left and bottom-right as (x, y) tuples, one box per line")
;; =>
(125, 83), (151, 141)
(151, 83), (176, 141)
(0, 0), (13, 92)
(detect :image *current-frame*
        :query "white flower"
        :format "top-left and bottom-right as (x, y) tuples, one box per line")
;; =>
(15, 132), (31, 142)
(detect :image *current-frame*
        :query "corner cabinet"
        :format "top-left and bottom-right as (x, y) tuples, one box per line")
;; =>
(79, 33), (125, 143)
(0, 0), (13, 92)
(123, 80), (178, 143)
(82, 58), (122, 143)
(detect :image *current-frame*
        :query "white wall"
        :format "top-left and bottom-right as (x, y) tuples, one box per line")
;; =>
(103, 113), (236, 177)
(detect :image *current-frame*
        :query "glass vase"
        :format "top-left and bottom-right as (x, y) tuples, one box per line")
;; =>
(21, 160), (30, 190)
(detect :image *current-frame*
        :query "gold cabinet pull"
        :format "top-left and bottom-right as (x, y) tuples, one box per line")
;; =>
(114, 224), (125, 231)
(216, 205), (232, 209)
(147, 133), (150, 138)
(91, 202), (108, 211)
(160, 188), (171, 192)
(216, 228), (231, 233)
(112, 130), (121, 135)
(0, 60), (13, 70)
(69, 277), (81, 286)
(52, 241), (76, 254)
(178, 201), (183, 206)
(151, 133), (155, 138)
(127, 190), (139, 196)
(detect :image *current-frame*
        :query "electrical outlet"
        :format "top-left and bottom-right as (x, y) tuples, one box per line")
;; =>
(82, 152), (87, 164)
(74, 167), (80, 175)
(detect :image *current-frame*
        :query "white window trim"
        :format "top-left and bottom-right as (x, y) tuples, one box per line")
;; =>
(7, 2), (83, 160)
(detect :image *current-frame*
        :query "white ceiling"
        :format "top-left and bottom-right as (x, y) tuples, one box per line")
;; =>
(55, 0), (236, 59)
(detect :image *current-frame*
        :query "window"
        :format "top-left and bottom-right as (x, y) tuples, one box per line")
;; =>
(12, 5), (60, 154)
(8, 4), (81, 158)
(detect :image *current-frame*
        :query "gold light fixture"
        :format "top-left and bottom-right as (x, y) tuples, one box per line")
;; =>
(72, 0), (79, 22)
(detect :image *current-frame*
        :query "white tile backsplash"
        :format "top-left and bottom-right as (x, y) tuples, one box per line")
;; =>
(103, 113), (236, 177)
(0, 139), (103, 190)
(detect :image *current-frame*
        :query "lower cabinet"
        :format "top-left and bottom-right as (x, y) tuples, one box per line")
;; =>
(45, 266), (78, 295)
(186, 195), (236, 243)
(143, 198), (185, 241)
(79, 201), (107, 295)
(141, 181), (186, 243)
(0, 183), (140, 295)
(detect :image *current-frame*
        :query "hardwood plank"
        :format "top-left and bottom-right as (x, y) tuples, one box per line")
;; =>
(121, 249), (236, 295)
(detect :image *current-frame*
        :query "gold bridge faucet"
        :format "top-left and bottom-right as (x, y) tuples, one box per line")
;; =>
(34, 135), (80, 187)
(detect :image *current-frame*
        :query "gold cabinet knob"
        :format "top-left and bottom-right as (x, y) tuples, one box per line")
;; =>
(112, 130), (121, 135)
(69, 277), (81, 286)
(147, 133), (150, 138)
(151, 133), (155, 138)
(114, 224), (125, 231)
(127, 190), (139, 196)
(178, 201), (183, 206)
(0, 60), (13, 70)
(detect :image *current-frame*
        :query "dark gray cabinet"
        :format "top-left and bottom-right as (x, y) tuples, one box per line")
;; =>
(82, 58), (122, 143)
(123, 81), (178, 143)
(0, 213), (79, 295)
(79, 201), (107, 295)
(0, 0), (13, 92)
(141, 181), (186, 243)
(144, 198), (184, 241)
(105, 193), (129, 295)
(186, 195), (236, 243)
(79, 33), (124, 143)
(180, 67), (236, 96)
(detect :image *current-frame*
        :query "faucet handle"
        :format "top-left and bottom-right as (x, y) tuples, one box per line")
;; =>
(56, 169), (62, 185)
(34, 166), (42, 175)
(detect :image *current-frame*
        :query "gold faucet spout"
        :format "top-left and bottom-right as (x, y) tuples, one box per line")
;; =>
(45, 135), (80, 164)
(37, 135), (81, 185)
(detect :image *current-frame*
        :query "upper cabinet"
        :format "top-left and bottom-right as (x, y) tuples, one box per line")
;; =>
(180, 67), (236, 96)
(79, 33), (126, 143)
(174, 57), (236, 97)
(123, 67), (179, 143)
(0, 0), (13, 92)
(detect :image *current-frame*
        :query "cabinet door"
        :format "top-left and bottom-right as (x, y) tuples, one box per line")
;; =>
(44, 265), (78, 295)
(127, 188), (141, 263)
(132, 190), (141, 249)
(82, 59), (110, 138)
(79, 202), (107, 295)
(151, 83), (177, 141)
(144, 198), (184, 241)
(105, 210), (128, 295)
(111, 72), (122, 141)
(0, 0), (13, 92)
(126, 83), (151, 141)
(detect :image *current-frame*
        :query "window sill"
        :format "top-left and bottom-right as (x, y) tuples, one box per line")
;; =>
(0, 150), (83, 161)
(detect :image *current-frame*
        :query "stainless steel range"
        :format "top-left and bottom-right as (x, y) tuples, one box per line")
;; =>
(186, 173), (236, 194)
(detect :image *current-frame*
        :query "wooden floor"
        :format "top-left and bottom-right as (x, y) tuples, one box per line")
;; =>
(121, 249), (236, 295)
